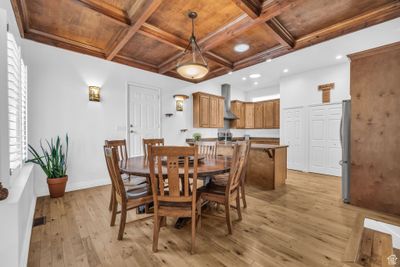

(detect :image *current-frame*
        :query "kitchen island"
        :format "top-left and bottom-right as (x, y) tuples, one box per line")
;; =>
(187, 139), (287, 190)
(246, 144), (288, 190)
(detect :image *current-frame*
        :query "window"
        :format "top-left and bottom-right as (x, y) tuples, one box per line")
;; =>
(7, 32), (27, 175)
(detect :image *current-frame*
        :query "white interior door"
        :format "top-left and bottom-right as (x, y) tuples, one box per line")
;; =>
(309, 104), (342, 176)
(128, 84), (160, 156)
(283, 107), (305, 171)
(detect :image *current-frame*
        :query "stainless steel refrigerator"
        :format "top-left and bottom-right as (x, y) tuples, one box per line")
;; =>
(340, 100), (351, 203)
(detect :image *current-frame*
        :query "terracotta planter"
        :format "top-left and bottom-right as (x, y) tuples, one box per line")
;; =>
(47, 176), (68, 198)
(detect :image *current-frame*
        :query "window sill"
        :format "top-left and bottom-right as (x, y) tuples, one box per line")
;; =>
(0, 163), (34, 204)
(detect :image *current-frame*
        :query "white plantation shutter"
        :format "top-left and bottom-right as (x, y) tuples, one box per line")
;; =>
(7, 32), (27, 175)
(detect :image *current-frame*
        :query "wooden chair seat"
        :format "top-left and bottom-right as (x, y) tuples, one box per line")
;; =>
(198, 182), (226, 195)
(211, 173), (229, 186)
(125, 185), (152, 199)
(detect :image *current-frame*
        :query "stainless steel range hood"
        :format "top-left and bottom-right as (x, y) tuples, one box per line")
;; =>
(221, 83), (238, 120)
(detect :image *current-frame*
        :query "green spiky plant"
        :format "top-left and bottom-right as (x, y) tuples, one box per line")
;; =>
(26, 134), (69, 178)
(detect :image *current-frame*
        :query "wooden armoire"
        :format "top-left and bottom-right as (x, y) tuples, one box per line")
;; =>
(348, 42), (400, 216)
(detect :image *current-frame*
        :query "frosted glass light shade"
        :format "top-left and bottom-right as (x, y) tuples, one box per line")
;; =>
(176, 63), (208, 80)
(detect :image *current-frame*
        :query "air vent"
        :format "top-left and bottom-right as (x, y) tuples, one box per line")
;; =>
(33, 216), (46, 227)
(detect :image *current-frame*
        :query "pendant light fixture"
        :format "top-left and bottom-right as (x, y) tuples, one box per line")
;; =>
(176, 11), (209, 80)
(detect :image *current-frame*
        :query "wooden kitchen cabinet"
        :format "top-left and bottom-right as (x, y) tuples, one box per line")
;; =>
(244, 103), (254, 128)
(231, 101), (245, 128)
(273, 100), (280, 128)
(193, 92), (224, 128)
(254, 102), (264, 128)
(263, 101), (274, 128)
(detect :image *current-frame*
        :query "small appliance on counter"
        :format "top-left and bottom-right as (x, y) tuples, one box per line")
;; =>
(244, 134), (250, 141)
(218, 130), (232, 142)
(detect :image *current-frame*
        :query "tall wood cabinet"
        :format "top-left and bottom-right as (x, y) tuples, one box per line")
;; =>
(193, 92), (224, 128)
(348, 42), (400, 216)
(231, 99), (280, 129)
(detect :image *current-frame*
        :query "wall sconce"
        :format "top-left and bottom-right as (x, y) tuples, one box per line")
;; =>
(173, 94), (189, 111)
(89, 86), (100, 102)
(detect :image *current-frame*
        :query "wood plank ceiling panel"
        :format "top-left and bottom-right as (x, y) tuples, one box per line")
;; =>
(27, 0), (125, 50)
(146, 0), (244, 41)
(118, 32), (181, 66)
(210, 24), (281, 62)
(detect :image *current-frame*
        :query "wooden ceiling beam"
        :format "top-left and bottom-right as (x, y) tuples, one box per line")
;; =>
(113, 55), (159, 72)
(264, 17), (295, 48)
(295, 1), (400, 50)
(139, 23), (233, 69)
(74, 0), (130, 26)
(233, 45), (288, 70)
(231, 0), (261, 19)
(24, 29), (106, 58)
(10, 0), (30, 37)
(105, 0), (163, 60)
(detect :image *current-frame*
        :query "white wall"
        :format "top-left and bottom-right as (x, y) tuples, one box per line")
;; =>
(279, 63), (350, 172)
(280, 63), (350, 109)
(22, 39), (190, 196)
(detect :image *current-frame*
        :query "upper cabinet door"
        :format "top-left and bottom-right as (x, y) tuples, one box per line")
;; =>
(245, 103), (255, 129)
(254, 102), (264, 128)
(273, 100), (280, 128)
(263, 101), (274, 129)
(199, 94), (210, 127)
(209, 96), (218, 128)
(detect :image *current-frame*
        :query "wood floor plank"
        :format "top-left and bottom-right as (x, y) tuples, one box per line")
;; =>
(28, 171), (400, 267)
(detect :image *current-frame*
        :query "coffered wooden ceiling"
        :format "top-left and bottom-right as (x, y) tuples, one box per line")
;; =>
(11, 0), (400, 83)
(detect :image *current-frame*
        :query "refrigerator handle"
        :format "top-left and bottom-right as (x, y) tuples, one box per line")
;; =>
(340, 116), (343, 149)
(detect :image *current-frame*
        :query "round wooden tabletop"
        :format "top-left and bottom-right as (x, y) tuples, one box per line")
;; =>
(120, 155), (231, 177)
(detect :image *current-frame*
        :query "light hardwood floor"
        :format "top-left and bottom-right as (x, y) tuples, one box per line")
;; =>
(28, 171), (400, 267)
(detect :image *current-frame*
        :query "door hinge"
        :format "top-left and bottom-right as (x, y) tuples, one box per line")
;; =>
(7, 23), (9, 32)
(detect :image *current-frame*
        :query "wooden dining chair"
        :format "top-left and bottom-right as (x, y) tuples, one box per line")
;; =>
(143, 138), (164, 157)
(212, 141), (251, 208)
(105, 139), (147, 211)
(148, 145), (202, 254)
(199, 142), (248, 234)
(197, 141), (217, 157)
(103, 146), (153, 240)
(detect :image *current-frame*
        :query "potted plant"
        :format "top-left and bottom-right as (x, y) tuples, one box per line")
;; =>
(193, 132), (201, 142)
(27, 135), (69, 198)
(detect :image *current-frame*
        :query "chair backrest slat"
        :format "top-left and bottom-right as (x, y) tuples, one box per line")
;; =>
(226, 141), (249, 195)
(148, 146), (198, 206)
(197, 141), (217, 157)
(104, 146), (126, 202)
(143, 138), (164, 157)
(105, 140), (128, 161)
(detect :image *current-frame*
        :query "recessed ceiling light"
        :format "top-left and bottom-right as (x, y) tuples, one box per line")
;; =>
(254, 81), (258, 85)
(266, 58), (272, 62)
(242, 77), (247, 81)
(336, 55), (343, 59)
(249, 73), (261, 79)
(234, 43), (250, 53)
(283, 69), (289, 73)
(228, 71), (233, 75)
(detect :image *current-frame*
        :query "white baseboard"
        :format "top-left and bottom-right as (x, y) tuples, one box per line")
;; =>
(36, 178), (110, 197)
(20, 197), (36, 267)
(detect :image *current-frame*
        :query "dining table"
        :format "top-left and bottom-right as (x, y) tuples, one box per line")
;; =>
(119, 154), (232, 228)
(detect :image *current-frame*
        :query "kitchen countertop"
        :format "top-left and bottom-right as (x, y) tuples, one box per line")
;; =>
(186, 137), (279, 145)
(250, 144), (288, 150)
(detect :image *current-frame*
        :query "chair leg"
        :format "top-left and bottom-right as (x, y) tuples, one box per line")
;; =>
(225, 201), (233, 235)
(110, 198), (117, 226)
(108, 187), (114, 211)
(241, 183), (247, 208)
(191, 213), (196, 254)
(197, 201), (202, 231)
(236, 193), (242, 221)
(118, 205), (127, 240)
(152, 215), (160, 252)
